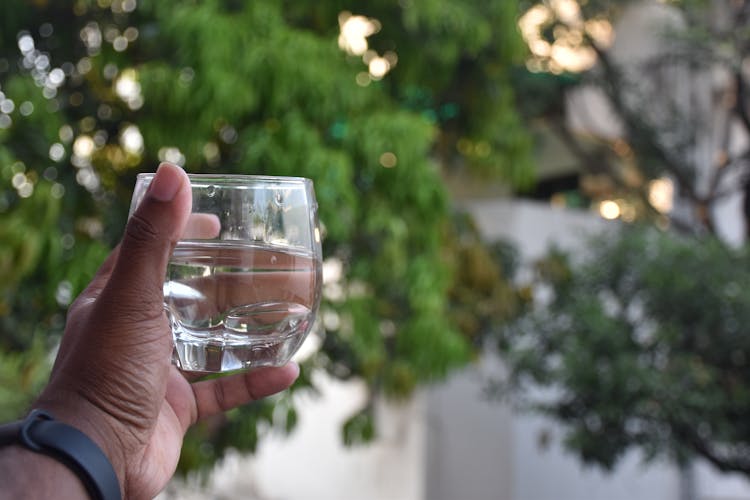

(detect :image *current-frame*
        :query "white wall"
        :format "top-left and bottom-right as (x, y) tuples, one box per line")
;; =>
(462, 199), (607, 261)
(511, 414), (679, 500)
(435, 200), (680, 500)
(162, 371), (426, 500)
(460, 199), (750, 500)
(423, 354), (514, 500)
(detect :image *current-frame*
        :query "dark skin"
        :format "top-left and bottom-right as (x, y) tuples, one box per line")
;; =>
(0, 163), (299, 499)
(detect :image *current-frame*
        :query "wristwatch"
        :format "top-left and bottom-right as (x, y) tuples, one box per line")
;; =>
(0, 409), (121, 500)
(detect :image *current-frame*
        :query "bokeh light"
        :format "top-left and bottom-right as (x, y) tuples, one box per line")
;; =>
(379, 152), (397, 168)
(73, 135), (95, 159)
(120, 124), (144, 155)
(648, 178), (674, 214)
(518, 2), (613, 74)
(48, 143), (65, 162)
(338, 11), (397, 81)
(158, 147), (186, 166)
(338, 12), (380, 56)
(599, 199), (621, 220)
(114, 68), (143, 109)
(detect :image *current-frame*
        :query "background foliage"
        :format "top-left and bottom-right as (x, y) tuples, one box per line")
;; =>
(501, 227), (750, 474)
(497, 0), (750, 477)
(0, 0), (531, 471)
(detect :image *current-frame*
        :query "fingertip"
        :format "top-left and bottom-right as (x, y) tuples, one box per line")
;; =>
(148, 163), (188, 202)
(183, 213), (222, 239)
(249, 362), (300, 388)
(142, 162), (192, 241)
(286, 361), (301, 381)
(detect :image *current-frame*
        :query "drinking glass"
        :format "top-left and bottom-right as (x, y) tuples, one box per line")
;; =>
(129, 174), (322, 373)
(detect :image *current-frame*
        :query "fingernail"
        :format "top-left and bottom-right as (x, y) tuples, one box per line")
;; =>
(148, 163), (184, 202)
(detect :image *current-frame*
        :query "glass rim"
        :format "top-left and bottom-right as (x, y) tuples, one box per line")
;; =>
(136, 172), (313, 185)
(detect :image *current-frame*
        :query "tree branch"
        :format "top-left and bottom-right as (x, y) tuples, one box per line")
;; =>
(734, 70), (750, 133)
(549, 121), (611, 177)
(671, 421), (750, 476)
(587, 38), (701, 206)
(550, 118), (699, 234)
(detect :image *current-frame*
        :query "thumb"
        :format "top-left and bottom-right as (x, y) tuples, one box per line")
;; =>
(100, 163), (191, 326)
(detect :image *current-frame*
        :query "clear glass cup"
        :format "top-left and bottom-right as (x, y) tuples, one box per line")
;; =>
(130, 173), (322, 373)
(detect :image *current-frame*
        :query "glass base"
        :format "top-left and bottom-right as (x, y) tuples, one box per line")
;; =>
(172, 335), (303, 373)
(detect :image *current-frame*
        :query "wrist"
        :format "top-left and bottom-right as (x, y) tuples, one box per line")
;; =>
(0, 409), (122, 500)
(32, 393), (129, 496)
(0, 442), (91, 499)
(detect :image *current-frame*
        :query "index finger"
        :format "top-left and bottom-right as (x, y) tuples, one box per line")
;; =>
(182, 213), (221, 239)
(190, 363), (300, 422)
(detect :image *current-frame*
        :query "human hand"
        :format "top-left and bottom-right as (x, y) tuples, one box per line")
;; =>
(33, 163), (299, 499)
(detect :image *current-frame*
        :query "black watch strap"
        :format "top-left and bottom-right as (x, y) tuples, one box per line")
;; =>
(0, 409), (122, 500)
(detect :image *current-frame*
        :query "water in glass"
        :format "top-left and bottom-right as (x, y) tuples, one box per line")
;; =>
(165, 240), (320, 372)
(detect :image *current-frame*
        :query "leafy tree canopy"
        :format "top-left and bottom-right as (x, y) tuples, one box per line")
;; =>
(500, 226), (750, 474)
(0, 0), (531, 471)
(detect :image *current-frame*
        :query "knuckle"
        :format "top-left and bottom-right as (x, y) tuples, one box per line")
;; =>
(98, 289), (166, 326)
(124, 213), (162, 246)
(119, 304), (165, 326)
(213, 382), (229, 411)
(121, 304), (166, 326)
(67, 296), (89, 316)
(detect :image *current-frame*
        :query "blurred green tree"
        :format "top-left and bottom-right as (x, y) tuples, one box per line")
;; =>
(502, 226), (750, 476)
(0, 0), (531, 472)
(497, 0), (750, 477)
